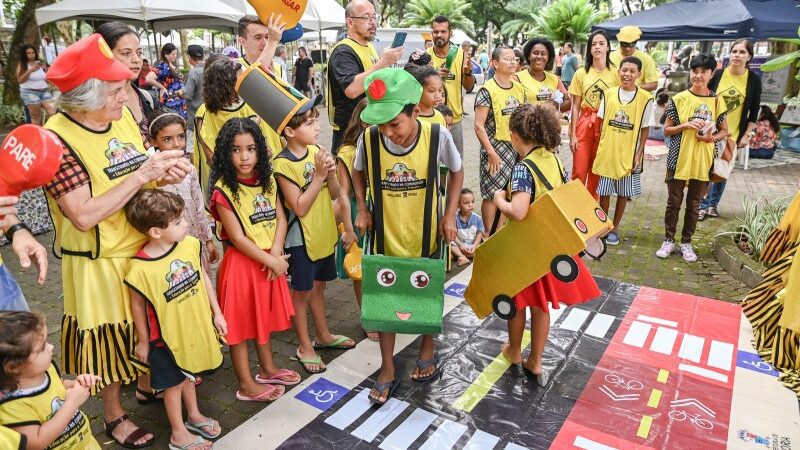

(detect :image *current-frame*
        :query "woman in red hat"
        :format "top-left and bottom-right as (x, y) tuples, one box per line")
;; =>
(43, 33), (190, 449)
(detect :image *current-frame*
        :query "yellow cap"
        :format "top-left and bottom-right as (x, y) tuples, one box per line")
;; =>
(617, 26), (642, 43)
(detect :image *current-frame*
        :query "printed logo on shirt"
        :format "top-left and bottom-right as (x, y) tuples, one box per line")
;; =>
(586, 79), (611, 105)
(382, 162), (426, 192)
(537, 87), (553, 102)
(690, 104), (713, 122)
(721, 86), (744, 113)
(103, 138), (147, 179)
(303, 162), (315, 185)
(501, 95), (523, 115)
(609, 109), (634, 130)
(251, 193), (277, 225)
(164, 259), (200, 302)
(47, 396), (89, 448)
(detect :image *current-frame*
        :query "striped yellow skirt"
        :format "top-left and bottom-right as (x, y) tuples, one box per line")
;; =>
(761, 191), (800, 267)
(60, 255), (144, 392)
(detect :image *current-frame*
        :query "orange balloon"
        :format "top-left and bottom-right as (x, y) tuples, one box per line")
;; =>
(247, 0), (308, 29)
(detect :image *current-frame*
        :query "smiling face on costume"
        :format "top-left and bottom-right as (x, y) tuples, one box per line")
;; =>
(111, 33), (144, 81)
(377, 108), (419, 147)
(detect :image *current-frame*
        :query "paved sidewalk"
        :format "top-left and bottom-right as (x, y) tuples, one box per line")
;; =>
(2, 93), (799, 447)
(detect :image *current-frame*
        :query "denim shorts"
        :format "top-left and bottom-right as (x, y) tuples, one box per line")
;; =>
(0, 264), (29, 311)
(20, 88), (54, 106)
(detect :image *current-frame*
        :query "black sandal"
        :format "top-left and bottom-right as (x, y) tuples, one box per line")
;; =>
(135, 388), (164, 405)
(104, 414), (154, 449)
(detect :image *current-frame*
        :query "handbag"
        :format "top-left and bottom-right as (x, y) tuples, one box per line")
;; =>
(710, 137), (736, 182)
(360, 125), (446, 335)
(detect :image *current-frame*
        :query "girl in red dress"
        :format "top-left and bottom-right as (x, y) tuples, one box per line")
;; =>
(493, 103), (600, 386)
(209, 118), (300, 402)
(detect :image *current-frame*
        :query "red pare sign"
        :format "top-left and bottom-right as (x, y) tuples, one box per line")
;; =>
(0, 124), (64, 196)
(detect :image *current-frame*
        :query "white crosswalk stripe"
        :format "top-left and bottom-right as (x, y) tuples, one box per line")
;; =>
(351, 398), (409, 442)
(550, 307), (616, 339)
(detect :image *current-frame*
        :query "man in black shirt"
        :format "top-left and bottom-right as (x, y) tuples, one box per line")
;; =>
(327, 0), (403, 152)
(293, 46), (315, 97)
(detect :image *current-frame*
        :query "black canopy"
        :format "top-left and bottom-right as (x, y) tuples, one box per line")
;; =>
(593, 0), (800, 41)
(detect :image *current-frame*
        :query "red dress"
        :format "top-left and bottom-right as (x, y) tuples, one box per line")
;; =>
(514, 255), (600, 313)
(210, 187), (294, 346)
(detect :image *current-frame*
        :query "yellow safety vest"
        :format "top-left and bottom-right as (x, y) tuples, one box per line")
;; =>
(326, 39), (378, 130)
(672, 90), (725, 181)
(568, 67), (620, 110)
(0, 365), (99, 450)
(0, 426), (25, 450)
(124, 237), (222, 375)
(211, 176), (280, 249)
(44, 108), (152, 259)
(273, 145), (338, 260)
(195, 102), (283, 196)
(418, 109), (447, 127)
(364, 121), (440, 258)
(593, 87), (653, 179)
(479, 78), (527, 142)
(427, 46), (466, 123)
(336, 144), (356, 197)
(516, 69), (560, 104)
(508, 147), (566, 201)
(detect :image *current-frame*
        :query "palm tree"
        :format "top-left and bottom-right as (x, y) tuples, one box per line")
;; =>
(500, 0), (546, 41)
(401, 0), (475, 35)
(533, 0), (606, 44)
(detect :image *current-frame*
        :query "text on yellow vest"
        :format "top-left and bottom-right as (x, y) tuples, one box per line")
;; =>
(480, 79), (527, 142)
(212, 176), (280, 249)
(593, 87), (653, 179)
(516, 69), (560, 104)
(672, 90), (725, 181)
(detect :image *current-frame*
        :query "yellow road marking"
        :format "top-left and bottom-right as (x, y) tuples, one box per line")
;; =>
(647, 389), (662, 408)
(452, 330), (532, 413)
(657, 369), (669, 383)
(637, 415), (653, 439)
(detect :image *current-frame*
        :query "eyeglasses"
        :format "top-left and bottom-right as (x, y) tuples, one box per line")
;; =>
(499, 57), (518, 63)
(619, 42), (636, 48)
(350, 14), (380, 23)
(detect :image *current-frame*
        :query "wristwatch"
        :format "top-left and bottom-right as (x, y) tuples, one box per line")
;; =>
(5, 223), (31, 244)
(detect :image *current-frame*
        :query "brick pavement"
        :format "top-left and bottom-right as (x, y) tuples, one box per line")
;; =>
(2, 92), (799, 448)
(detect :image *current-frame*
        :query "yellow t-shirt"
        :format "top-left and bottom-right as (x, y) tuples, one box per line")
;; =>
(568, 67), (620, 110)
(716, 67), (748, 139)
(516, 69), (560, 104)
(610, 49), (659, 86)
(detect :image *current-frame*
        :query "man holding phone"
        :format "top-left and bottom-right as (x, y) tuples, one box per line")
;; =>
(327, 0), (404, 153)
(426, 16), (475, 156)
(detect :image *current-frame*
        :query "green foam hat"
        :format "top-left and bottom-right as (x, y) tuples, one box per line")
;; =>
(360, 68), (422, 125)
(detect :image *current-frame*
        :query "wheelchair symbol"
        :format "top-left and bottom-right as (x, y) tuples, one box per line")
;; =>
(309, 389), (338, 403)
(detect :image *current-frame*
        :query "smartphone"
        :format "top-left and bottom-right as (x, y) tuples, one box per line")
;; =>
(391, 32), (407, 48)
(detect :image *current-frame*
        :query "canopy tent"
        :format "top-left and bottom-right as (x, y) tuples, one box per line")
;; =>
(220, 0), (345, 31)
(593, 0), (800, 41)
(35, 0), (243, 32)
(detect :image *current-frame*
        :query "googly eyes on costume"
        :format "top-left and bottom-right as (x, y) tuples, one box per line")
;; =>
(377, 268), (396, 287)
(410, 271), (430, 289)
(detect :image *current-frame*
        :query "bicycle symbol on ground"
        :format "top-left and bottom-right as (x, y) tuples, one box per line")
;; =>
(604, 373), (644, 391)
(668, 409), (714, 430)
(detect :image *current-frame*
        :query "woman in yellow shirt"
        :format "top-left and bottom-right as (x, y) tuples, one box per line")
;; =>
(514, 37), (571, 113)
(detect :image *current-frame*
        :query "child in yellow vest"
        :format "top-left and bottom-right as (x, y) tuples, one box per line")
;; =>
(124, 189), (226, 449)
(0, 311), (101, 450)
(335, 98), (378, 342)
(208, 118), (298, 401)
(148, 109), (220, 274)
(406, 65), (447, 127)
(352, 68), (464, 404)
(274, 106), (353, 374)
(592, 56), (653, 246)
(658, 53), (728, 262)
(493, 104), (600, 385)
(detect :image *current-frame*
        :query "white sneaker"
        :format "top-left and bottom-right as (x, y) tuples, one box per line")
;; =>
(656, 240), (675, 259)
(680, 243), (698, 262)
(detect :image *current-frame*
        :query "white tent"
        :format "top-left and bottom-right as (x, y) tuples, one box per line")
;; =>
(220, 0), (345, 31)
(35, 0), (243, 32)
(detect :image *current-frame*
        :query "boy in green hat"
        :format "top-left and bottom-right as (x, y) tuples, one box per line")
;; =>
(352, 68), (464, 404)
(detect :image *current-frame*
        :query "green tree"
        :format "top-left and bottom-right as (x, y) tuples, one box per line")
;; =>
(533, 0), (605, 44)
(500, 0), (547, 41)
(401, 0), (475, 35)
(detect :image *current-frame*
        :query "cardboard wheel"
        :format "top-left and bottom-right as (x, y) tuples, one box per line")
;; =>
(551, 255), (578, 283)
(493, 295), (516, 320)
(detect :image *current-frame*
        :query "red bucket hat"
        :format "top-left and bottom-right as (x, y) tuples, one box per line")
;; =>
(47, 34), (133, 93)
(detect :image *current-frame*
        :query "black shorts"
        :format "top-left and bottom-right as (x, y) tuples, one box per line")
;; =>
(286, 245), (336, 291)
(148, 345), (189, 390)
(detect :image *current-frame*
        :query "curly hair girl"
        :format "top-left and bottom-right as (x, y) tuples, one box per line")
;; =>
(203, 58), (240, 113)
(210, 118), (274, 204)
(509, 103), (562, 151)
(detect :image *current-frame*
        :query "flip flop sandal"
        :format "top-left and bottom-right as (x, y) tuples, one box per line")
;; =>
(412, 352), (441, 382)
(363, 329), (380, 342)
(235, 384), (285, 402)
(255, 368), (301, 386)
(312, 335), (355, 350)
(369, 378), (400, 405)
(168, 434), (210, 450)
(184, 418), (222, 439)
(290, 350), (327, 374)
(104, 414), (154, 449)
(135, 388), (164, 405)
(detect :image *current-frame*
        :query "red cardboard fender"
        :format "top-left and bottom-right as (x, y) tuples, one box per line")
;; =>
(0, 125), (64, 197)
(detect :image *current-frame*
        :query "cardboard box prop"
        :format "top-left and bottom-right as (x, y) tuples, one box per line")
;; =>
(464, 180), (612, 320)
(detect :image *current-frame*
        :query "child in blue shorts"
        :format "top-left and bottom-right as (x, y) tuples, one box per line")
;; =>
(451, 188), (485, 266)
